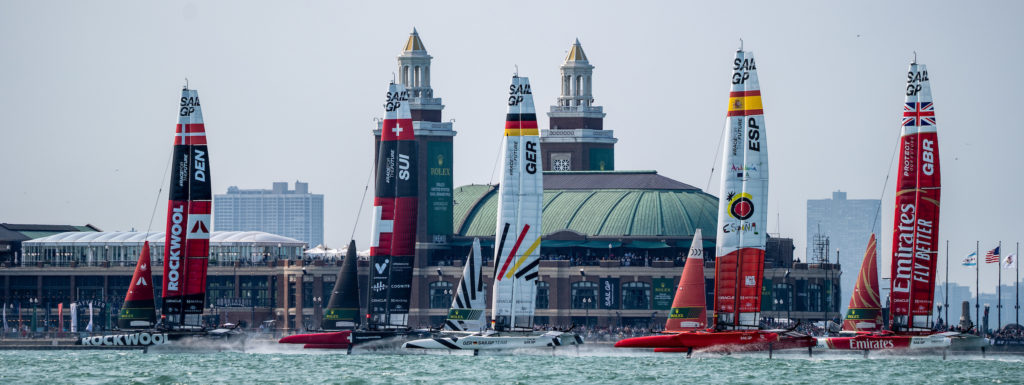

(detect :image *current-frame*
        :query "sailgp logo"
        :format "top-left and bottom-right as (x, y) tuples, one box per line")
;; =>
(375, 259), (390, 274)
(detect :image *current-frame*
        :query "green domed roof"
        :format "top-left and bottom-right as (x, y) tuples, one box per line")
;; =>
(452, 171), (718, 243)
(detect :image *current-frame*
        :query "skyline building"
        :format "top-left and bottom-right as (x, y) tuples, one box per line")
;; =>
(806, 190), (881, 315)
(213, 181), (324, 247)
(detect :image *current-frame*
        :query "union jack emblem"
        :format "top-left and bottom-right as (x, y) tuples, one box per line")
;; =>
(902, 102), (936, 126)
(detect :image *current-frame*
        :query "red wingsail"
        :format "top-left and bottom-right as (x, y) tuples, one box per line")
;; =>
(161, 86), (212, 328)
(888, 62), (940, 332)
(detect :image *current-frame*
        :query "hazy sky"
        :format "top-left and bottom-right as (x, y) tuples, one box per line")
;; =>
(2, 1), (1022, 294)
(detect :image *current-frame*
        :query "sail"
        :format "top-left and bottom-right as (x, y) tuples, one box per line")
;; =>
(843, 234), (882, 332)
(118, 241), (156, 329)
(888, 61), (940, 331)
(666, 229), (708, 331)
(322, 240), (361, 330)
(161, 86), (212, 327)
(445, 238), (486, 331)
(713, 50), (768, 330)
(491, 75), (543, 331)
(367, 82), (417, 328)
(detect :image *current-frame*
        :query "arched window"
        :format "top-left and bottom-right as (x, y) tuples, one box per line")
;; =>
(429, 281), (453, 309)
(571, 281), (597, 309)
(402, 66), (410, 85)
(622, 281), (651, 309)
(536, 281), (550, 309)
(575, 75), (582, 97)
(414, 66), (421, 87)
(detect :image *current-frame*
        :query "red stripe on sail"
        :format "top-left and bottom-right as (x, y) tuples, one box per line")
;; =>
(497, 225), (530, 280)
(390, 196), (418, 257)
(726, 109), (764, 117)
(729, 90), (761, 97)
(504, 121), (539, 129)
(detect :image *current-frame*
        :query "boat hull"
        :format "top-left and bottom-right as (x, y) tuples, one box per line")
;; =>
(616, 330), (814, 352)
(279, 329), (431, 349)
(403, 331), (583, 351)
(818, 333), (951, 350)
(76, 328), (242, 347)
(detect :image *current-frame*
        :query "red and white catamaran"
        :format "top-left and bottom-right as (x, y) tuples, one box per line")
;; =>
(818, 60), (952, 351)
(615, 48), (814, 354)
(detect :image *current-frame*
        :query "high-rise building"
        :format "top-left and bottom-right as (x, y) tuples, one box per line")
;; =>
(374, 29), (457, 263)
(541, 39), (617, 171)
(213, 181), (324, 247)
(806, 190), (881, 315)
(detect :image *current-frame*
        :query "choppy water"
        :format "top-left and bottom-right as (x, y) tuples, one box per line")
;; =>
(1, 342), (1022, 384)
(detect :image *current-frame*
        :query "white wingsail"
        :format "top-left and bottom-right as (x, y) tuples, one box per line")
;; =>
(713, 49), (769, 330)
(490, 75), (543, 332)
(445, 238), (486, 332)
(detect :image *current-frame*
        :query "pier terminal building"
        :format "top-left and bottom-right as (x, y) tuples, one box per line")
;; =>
(0, 31), (840, 332)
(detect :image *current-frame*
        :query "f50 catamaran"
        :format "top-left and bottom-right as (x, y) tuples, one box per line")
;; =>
(79, 86), (239, 347)
(818, 59), (953, 351)
(615, 48), (813, 354)
(280, 83), (430, 352)
(404, 75), (582, 353)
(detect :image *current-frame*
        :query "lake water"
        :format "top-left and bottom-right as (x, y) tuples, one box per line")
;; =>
(1, 342), (1022, 384)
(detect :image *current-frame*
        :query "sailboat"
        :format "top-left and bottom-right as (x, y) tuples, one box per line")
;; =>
(843, 234), (883, 332)
(79, 85), (239, 347)
(403, 75), (582, 353)
(615, 48), (814, 354)
(818, 60), (953, 351)
(278, 240), (364, 350)
(282, 82), (431, 352)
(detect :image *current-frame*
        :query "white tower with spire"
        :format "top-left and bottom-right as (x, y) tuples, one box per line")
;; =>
(542, 39), (617, 171)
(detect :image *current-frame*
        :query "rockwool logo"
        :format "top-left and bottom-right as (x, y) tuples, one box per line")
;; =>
(80, 332), (168, 346)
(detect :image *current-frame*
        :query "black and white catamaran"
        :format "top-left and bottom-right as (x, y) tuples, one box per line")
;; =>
(403, 75), (582, 353)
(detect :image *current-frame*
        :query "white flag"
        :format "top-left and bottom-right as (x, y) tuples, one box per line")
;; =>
(70, 303), (78, 333)
(962, 252), (978, 266)
(85, 303), (94, 332)
(1004, 253), (1017, 270)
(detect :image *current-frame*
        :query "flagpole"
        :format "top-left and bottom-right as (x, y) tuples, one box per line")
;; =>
(998, 241), (1003, 330)
(1017, 242), (1020, 326)
(945, 240), (950, 326)
(976, 241), (980, 335)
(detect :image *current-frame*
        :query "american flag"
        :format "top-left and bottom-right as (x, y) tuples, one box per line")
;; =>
(902, 102), (936, 127)
(985, 246), (1001, 264)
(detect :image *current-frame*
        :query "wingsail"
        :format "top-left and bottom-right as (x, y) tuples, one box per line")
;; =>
(491, 75), (543, 331)
(161, 86), (212, 328)
(713, 50), (768, 330)
(368, 82), (417, 328)
(888, 60), (941, 332)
